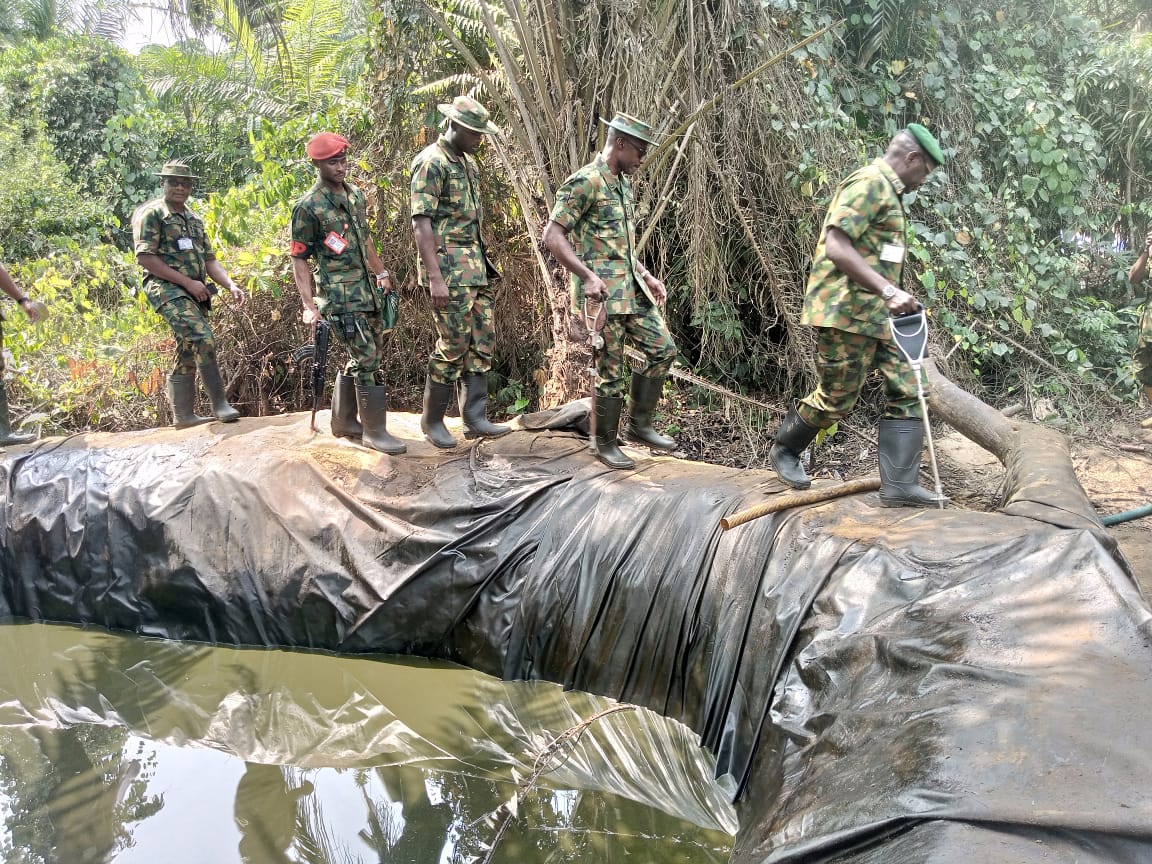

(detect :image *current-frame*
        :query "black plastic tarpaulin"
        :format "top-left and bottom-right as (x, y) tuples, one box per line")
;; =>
(1, 410), (1150, 862)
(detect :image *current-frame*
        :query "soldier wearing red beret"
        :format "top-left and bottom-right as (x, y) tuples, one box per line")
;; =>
(289, 132), (406, 454)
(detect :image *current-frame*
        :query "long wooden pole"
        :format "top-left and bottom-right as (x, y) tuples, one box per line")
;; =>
(720, 478), (881, 530)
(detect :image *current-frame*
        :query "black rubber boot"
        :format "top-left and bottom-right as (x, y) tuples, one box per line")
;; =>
(769, 403), (819, 490)
(877, 418), (947, 508)
(198, 361), (240, 423)
(331, 372), (363, 439)
(421, 377), (458, 449)
(625, 373), (676, 451)
(355, 384), (407, 455)
(0, 381), (37, 446)
(593, 396), (635, 470)
(459, 372), (511, 439)
(166, 373), (212, 430)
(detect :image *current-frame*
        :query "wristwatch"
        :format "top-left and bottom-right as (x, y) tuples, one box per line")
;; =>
(880, 284), (897, 300)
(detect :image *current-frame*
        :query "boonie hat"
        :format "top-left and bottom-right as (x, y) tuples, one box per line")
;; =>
(438, 95), (500, 134)
(306, 132), (350, 160)
(905, 123), (945, 166)
(154, 160), (199, 179)
(600, 112), (660, 147)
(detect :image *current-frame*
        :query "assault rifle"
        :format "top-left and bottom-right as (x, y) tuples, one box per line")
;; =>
(310, 319), (330, 433)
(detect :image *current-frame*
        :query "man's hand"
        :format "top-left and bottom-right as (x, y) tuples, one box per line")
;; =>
(886, 287), (919, 315)
(583, 273), (607, 302)
(301, 302), (320, 332)
(644, 273), (667, 305)
(429, 276), (450, 310)
(19, 298), (43, 323)
(183, 279), (211, 303)
(228, 283), (247, 306)
(1144, 229), (1152, 253)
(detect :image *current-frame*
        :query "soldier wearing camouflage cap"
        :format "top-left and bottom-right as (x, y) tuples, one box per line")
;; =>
(410, 94), (510, 448)
(290, 132), (406, 455)
(0, 261), (44, 447)
(769, 124), (947, 507)
(132, 160), (247, 428)
(543, 112), (678, 470)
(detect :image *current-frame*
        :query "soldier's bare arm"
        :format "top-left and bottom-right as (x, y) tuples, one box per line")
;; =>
(824, 227), (918, 315)
(412, 216), (449, 309)
(290, 257), (321, 323)
(542, 221), (607, 301)
(205, 260), (246, 306)
(363, 243), (392, 292)
(0, 263), (41, 322)
(137, 253), (211, 303)
(1129, 230), (1152, 288)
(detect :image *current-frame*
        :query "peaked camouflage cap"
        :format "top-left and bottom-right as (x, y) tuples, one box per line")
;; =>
(438, 95), (500, 134)
(154, 160), (200, 179)
(904, 123), (945, 166)
(601, 112), (660, 146)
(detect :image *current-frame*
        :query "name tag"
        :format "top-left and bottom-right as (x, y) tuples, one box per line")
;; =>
(324, 231), (348, 254)
(880, 243), (904, 263)
(177, 237), (194, 251)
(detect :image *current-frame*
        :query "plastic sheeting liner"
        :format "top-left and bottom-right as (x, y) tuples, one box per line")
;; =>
(1, 411), (1151, 862)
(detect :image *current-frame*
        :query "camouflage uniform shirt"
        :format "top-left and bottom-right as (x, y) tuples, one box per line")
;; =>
(132, 197), (216, 311)
(410, 135), (496, 288)
(802, 158), (907, 339)
(550, 154), (653, 315)
(289, 181), (378, 315)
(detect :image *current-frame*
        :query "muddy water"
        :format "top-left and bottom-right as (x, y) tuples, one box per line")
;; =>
(0, 622), (735, 863)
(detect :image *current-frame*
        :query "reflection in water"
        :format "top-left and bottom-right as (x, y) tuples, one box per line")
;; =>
(0, 622), (734, 863)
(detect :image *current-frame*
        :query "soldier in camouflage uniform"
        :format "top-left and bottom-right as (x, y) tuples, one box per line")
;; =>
(769, 124), (946, 507)
(0, 261), (43, 446)
(410, 95), (510, 448)
(1128, 228), (1152, 428)
(290, 132), (405, 455)
(543, 112), (677, 470)
(133, 161), (246, 428)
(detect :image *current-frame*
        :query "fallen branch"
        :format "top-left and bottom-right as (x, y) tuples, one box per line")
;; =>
(721, 477), (882, 530)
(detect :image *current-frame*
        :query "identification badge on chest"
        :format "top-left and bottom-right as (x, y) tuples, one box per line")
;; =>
(324, 231), (348, 254)
(880, 243), (904, 263)
(177, 237), (194, 251)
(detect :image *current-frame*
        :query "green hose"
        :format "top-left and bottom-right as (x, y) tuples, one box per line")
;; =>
(1101, 503), (1152, 526)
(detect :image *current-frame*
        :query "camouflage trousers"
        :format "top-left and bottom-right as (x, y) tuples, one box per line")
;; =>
(326, 310), (385, 386)
(428, 282), (497, 385)
(156, 296), (218, 375)
(798, 326), (920, 429)
(1134, 304), (1152, 387)
(595, 303), (677, 398)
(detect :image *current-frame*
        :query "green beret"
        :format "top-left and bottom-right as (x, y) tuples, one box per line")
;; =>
(905, 123), (945, 166)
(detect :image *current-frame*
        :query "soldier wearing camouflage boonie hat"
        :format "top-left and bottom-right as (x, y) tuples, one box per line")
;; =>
(410, 93), (509, 449)
(132, 159), (247, 429)
(542, 111), (678, 470)
(290, 131), (406, 455)
(769, 125), (947, 507)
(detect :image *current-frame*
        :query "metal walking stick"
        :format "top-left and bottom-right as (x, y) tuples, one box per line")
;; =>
(584, 297), (606, 452)
(889, 309), (945, 509)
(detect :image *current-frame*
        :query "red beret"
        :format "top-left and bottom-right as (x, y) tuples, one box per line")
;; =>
(305, 132), (350, 160)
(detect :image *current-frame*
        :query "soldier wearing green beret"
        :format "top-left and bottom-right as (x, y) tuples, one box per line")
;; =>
(769, 124), (946, 506)
(0, 261), (43, 446)
(132, 161), (246, 428)
(410, 95), (510, 449)
(1128, 228), (1152, 427)
(290, 132), (406, 455)
(543, 112), (678, 470)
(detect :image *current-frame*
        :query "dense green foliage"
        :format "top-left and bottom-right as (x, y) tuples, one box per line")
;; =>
(0, 0), (1150, 439)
